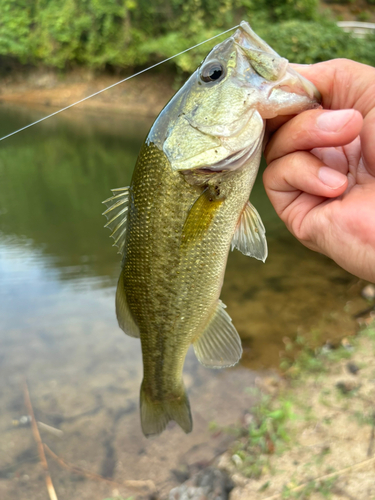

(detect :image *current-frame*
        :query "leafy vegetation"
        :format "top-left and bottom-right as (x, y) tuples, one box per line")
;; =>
(281, 477), (338, 499)
(257, 20), (375, 66)
(231, 393), (295, 478)
(280, 333), (353, 377)
(0, 0), (375, 73)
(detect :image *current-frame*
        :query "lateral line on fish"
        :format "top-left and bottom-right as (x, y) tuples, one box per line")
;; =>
(0, 25), (240, 143)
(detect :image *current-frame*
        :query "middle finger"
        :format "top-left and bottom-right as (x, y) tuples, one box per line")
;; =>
(265, 109), (362, 164)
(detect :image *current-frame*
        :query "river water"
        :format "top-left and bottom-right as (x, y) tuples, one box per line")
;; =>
(0, 103), (367, 499)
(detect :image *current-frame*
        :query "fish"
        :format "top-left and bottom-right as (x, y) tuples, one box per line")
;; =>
(103, 21), (320, 437)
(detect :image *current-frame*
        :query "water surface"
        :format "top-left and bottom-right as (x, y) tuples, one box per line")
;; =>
(0, 103), (366, 499)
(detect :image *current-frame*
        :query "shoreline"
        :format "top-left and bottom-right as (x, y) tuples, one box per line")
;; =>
(0, 69), (176, 118)
(169, 314), (375, 500)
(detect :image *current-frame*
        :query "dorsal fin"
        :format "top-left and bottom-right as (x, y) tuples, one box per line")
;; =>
(102, 187), (130, 256)
(193, 300), (242, 368)
(231, 200), (267, 262)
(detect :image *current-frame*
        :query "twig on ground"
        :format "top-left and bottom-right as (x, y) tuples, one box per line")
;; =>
(37, 421), (64, 438)
(44, 444), (156, 493)
(263, 455), (375, 500)
(23, 380), (58, 500)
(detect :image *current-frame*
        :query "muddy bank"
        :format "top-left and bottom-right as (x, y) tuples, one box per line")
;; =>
(0, 69), (176, 117)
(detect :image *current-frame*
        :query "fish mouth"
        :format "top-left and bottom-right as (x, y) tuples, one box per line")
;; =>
(234, 21), (321, 111)
(272, 66), (321, 104)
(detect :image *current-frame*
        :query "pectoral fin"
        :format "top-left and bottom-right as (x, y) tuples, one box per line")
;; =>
(181, 188), (223, 247)
(115, 273), (140, 338)
(193, 300), (242, 368)
(231, 201), (268, 262)
(102, 187), (130, 256)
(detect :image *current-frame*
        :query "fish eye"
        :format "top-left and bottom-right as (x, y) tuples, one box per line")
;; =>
(200, 62), (225, 83)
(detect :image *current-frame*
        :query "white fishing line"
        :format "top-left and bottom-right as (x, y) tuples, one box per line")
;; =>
(0, 25), (239, 143)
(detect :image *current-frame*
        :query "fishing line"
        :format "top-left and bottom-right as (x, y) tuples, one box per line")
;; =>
(0, 25), (239, 143)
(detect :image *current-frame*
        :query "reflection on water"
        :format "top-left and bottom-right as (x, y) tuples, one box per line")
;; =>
(0, 103), (367, 499)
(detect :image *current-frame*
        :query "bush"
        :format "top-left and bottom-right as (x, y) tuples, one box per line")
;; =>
(0, 0), (374, 72)
(252, 0), (319, 22)
(257, 20), (375, 66)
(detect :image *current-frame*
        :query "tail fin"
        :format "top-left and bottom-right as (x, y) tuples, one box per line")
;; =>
(140, 382), (192, 437)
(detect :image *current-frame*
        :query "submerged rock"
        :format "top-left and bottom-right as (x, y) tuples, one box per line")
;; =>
(169, 467), (233, 500)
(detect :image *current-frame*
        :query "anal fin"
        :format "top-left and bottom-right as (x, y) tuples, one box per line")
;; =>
(231, 200), (268, 262)
(115, 273), (140, 338)
(193, 300), (242, 368)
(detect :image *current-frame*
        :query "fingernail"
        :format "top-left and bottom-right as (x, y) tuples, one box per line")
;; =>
(318, 166), (347, 188)
(316, 110), (355, 132)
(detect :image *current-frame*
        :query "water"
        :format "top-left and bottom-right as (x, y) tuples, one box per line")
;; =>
(0, 103), (366, 499)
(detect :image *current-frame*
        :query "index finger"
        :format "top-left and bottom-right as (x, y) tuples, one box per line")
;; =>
(291, 60), (375, 117)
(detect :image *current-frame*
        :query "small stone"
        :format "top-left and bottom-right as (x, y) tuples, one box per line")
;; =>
(171, 465), (190, 483)
(336, 380), (360, 394)
(19, 415), (32, 426)
(169, 467), (233, 500)
(346, 362), (360, 375)
(242, 412), (254, 427)
(231, 454), (243, 468)
(361, 284), (375, 300)
(341, 338), (353, 350)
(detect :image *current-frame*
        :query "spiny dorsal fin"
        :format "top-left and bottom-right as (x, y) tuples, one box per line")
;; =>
(231, 200), (268, 262)
(102, 187), (130, 256)
(115, 273), (140, 338)
(193, 300), (242, 368)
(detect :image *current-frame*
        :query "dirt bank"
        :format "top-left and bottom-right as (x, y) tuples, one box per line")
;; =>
(0, 69), (176, 117)
(217, 315), (375, 500)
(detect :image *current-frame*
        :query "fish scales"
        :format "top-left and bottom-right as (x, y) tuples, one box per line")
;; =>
(124, 142), (259, 397)
(103, 21), (321, 437)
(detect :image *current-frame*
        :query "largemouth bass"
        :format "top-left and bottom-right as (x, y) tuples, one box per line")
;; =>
(103, 21), (320, 437)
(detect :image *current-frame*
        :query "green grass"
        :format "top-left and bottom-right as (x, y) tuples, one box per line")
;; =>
(281, 477), (337, 499)
(230, 393), (296, 478)
(280, 333), (353, 378)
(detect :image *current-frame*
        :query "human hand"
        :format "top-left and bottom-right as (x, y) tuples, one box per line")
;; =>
(263, 59), (375, 283)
